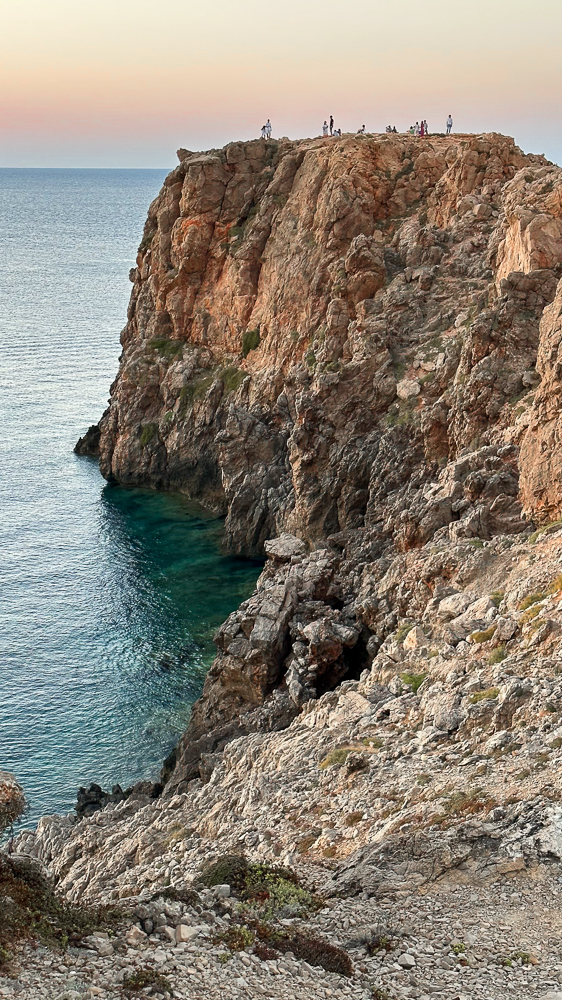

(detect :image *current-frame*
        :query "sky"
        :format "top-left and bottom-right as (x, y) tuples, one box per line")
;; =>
(2, 0), (561, 168)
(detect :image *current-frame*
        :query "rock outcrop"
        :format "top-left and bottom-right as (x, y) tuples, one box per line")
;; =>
(79, 131), (562, 777)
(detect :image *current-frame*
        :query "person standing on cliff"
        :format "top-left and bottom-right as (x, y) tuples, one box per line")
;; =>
(260, 124), (267, 139)
(323, 120), (329, 136)
(423, 119), (429, 136)
(265, 119), (272, 138)
(329, 115), (334, 135)
(446, 114), (453, 134)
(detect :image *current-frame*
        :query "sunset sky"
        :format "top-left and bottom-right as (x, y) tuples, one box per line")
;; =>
(2, 0), (561, 167)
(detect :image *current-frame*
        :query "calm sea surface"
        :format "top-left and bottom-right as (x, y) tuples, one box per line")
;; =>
(0, 169), (261, 826)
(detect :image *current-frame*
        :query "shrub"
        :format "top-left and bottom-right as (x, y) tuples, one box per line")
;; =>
(400, 672), (427, 694)
(488, 646), (506, 664)
(520, 605), (541, 625)
(529, 518), (562, 544)
(123, 967), (172, 995)
(139, 423), (158, 447)
(438, 787), (492, 819)
(490, 591), (504, 607)
(0, 855), (120, 970)
(519, 591), (547, 611)
(242, 329), (261, 358)
(469, 625), (496, 643)
(214, 924), (255, 952)
(0, 773), (26, 834)
(221, 366), (246, 394)
(395, 621), (414, 642)
(318, 747), (359, 769)
(469, 687), (500, 703)
(148, 338), (183, 360)
(198, 854), (249, 891)
(548, 573), (562, 594)
(262, 927), (353, 976)
(198, 856), (317, 917)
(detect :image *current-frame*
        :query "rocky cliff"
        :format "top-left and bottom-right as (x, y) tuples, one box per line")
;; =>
(76, 131), (562, 781)
(10, 132), (562, 998)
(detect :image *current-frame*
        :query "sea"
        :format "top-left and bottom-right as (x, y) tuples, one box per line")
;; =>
(0, 168), (261, 828)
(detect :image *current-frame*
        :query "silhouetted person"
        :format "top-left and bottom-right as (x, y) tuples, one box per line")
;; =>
(329, 115), (334, 135)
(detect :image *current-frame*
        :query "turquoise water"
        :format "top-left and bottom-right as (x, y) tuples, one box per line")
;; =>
(0, 169), (261, 826)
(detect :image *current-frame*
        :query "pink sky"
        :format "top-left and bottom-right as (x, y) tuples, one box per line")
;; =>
(2, 0), (561, 167)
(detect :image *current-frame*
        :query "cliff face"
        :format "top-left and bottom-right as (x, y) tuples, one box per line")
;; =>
(94, 133), (562, 556)
(80, 132), (562, 783)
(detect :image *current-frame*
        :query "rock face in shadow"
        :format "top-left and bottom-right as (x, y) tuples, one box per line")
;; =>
(519, 277), (562, 521)
(77, 132), (562, 788)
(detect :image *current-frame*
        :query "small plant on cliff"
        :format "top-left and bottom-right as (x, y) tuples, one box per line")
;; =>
(0, 774), (26, 835)
(220, 366), (246, 394)
(138, 423), (158, 447)
(122, 967), (172, 995)
(469, 625), (496, 643)
(251, 922), (353, 976)
(395, 620), (414, 642)
(148, 338), (183, 361)
(0, 854), (120, 970)
(319, 747), (352, 769)
(242, 329), (261, 358)
(519, 591), (547, 610)
(469, 687), (500, 704)
(488, 646), (507, 664)
(198, 855), (318, 917)
(528, 518), (562, 543)
(400, 671), (427, 694)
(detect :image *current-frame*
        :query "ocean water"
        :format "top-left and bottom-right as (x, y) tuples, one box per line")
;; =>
(0, 169), (261, 827)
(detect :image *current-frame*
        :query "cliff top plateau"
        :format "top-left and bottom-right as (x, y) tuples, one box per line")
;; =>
(6, 131), (562, 999)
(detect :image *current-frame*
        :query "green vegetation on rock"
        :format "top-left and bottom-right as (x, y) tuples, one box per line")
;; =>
(400, 671), (427, 694)
(148, 338), (183, 360)
(0, 855), (120, 970)
(242, 329), (261, 358)
(139, 423), (158, 447)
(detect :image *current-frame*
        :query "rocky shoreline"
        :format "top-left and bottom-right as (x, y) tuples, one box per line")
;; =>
(4, 131), (562, 998)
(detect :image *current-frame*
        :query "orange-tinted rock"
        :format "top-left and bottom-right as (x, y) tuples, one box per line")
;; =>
(519, 277), (562, 521)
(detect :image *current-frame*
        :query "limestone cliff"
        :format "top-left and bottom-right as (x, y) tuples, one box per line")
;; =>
(78, 132), (562, 787)
(11, 136), (562, 995)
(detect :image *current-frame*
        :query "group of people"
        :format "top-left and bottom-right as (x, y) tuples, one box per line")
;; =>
(259, 113), (454, 140)
(408, 121), (429, 136)
(322, 116), (341, 137)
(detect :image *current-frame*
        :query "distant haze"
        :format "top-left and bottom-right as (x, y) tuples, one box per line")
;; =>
(2, 0), (561, 167)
